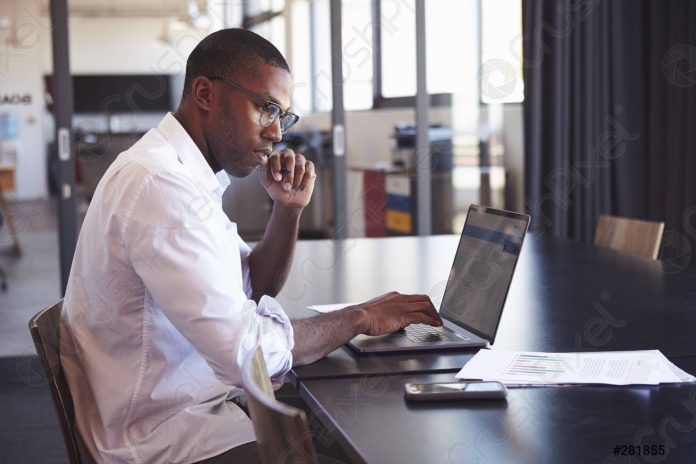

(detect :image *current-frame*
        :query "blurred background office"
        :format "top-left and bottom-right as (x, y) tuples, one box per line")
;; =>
(0, 0), (526, 326)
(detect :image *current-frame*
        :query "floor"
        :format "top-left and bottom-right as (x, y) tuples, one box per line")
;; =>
(0, 198), (68, 463)
(0, 356), (67, 463)
(0, 199), (62, 358)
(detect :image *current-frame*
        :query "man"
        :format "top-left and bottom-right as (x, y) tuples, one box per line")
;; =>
(60, 28), (441, 463)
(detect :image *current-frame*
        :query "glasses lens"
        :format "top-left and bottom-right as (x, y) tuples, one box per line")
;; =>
(280, 114), (299, 133)
(260, 103), (281, 127)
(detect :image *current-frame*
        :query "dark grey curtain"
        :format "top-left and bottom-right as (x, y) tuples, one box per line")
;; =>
(523, 0), (696, 265)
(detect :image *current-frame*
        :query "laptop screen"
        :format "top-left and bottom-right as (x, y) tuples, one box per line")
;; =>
(439, 205), (529, 342)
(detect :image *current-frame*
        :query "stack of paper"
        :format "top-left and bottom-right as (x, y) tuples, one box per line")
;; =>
(456, 350), (696, 386)
(308, 303), (356, 314)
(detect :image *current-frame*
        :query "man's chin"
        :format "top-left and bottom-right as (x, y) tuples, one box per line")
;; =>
(224, 166), (257, 179)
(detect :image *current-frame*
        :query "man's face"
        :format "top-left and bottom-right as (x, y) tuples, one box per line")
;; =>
(205, 62), (293, 178)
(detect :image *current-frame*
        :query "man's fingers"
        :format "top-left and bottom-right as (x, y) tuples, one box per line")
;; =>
(281, 151), (296, 190)
(292, 154), (307, 189)
(363, 291), (399, 304)
(298, 161), (316, 191)
(402, 301), (442, 326)
(364, 292), (433, 308)
(267, 152), (283, 181)
(399, 293), (432, 303)
(357, 293), (441, 336)
(268, 149), (315, 192)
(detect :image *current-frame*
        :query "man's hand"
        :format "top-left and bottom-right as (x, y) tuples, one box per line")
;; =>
(260, 148), (316, 209)
(291, 291), (442, 366)
(352, 291), (443, 336)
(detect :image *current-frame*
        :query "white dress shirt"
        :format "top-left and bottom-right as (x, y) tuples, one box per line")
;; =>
(60, 113), (294, 463)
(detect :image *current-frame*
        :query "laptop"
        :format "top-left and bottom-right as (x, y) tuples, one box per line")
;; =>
(348, 204), (530, 353)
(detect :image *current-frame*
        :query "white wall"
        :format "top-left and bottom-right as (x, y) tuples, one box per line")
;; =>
(0, 3), (206, 200)
(0, 0), (48, 199)
(42, 16), (201, 134)
(41, 17), (204, 76)
(0, 1), (208, 199)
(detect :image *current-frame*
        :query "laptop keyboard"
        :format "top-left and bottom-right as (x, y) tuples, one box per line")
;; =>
(403, 324), (469, 343)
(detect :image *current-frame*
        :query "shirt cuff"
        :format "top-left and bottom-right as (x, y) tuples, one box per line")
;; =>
(238, 296), (294, 389)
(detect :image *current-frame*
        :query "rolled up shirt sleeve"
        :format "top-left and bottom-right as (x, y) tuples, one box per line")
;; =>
(237, 296), (294, 387)
(123, 167), (293, 386)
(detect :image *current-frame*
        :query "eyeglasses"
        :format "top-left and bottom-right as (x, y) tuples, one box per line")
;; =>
(207, 76), (300, 134)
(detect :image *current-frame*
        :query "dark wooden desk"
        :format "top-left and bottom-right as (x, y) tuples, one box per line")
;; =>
(279, 235), (696, 384)
(300, 372), (696, 464)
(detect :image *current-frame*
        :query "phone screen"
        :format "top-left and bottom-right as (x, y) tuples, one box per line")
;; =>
(466, 382), (505, 392)
(416, 382), (504, 394)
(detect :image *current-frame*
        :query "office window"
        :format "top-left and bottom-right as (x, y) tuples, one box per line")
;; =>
(289, 0), (523, 112)
(427, 0), (478, 96)
(378, 0), (523, 104)
(380, 0), (416, 97)
(480, 0), (523, 103)
(381, 0), (477, 98)
(341, 0), (374, 110)
(291, 0), (314, 114)
(308, 0), (334, 112)
(290, 0), (333, 113)
(291, 0), (373, 112)
(247, 0), (285, 16)
(242, 0), (286, 59)
(250, 15), (286, 57)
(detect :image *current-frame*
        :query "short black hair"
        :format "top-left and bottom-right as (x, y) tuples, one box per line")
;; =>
(181, 28), (289, 99)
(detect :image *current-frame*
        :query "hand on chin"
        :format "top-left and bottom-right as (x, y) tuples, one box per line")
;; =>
(259, 148), (316, 209)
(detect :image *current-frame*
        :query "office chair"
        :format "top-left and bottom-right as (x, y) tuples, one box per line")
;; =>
(594, 214), (665, 260)
(242, 346), (320, 464)
(28, 300), (95, 464)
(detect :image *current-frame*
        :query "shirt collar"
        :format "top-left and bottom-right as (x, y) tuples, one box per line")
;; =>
(158, 112), (225, 195)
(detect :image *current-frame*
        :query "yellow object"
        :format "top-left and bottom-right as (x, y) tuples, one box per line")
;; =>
(386, 210), (412, 234)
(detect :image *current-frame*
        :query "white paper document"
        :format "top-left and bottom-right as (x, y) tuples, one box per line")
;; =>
(307, 302), (357, 314)
(456, 349), (696, 386)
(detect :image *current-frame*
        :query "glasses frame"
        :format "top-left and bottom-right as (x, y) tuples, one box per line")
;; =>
(207, 76), (299, 133)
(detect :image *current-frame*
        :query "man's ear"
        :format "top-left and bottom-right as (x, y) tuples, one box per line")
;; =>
(190, 76), (214, 112)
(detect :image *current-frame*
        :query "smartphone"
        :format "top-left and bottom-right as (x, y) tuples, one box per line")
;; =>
(404, 381), (508, 401)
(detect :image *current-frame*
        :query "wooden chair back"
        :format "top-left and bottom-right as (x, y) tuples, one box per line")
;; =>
(594, 214), (665, 259)
(242, 347), (318, 464)
(28, 300), (93, 464)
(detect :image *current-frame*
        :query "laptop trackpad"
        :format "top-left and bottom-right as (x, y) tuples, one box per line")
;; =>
(350, 332), (415, 350)
(348, 330), (487, 353)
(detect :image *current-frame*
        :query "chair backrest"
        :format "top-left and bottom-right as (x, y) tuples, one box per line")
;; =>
(241, 347), (318, 464)
(28, 300), (91, 464)
(594, 214), (665, 259)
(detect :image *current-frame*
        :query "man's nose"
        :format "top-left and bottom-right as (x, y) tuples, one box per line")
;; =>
(262, 118), (283, 143)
